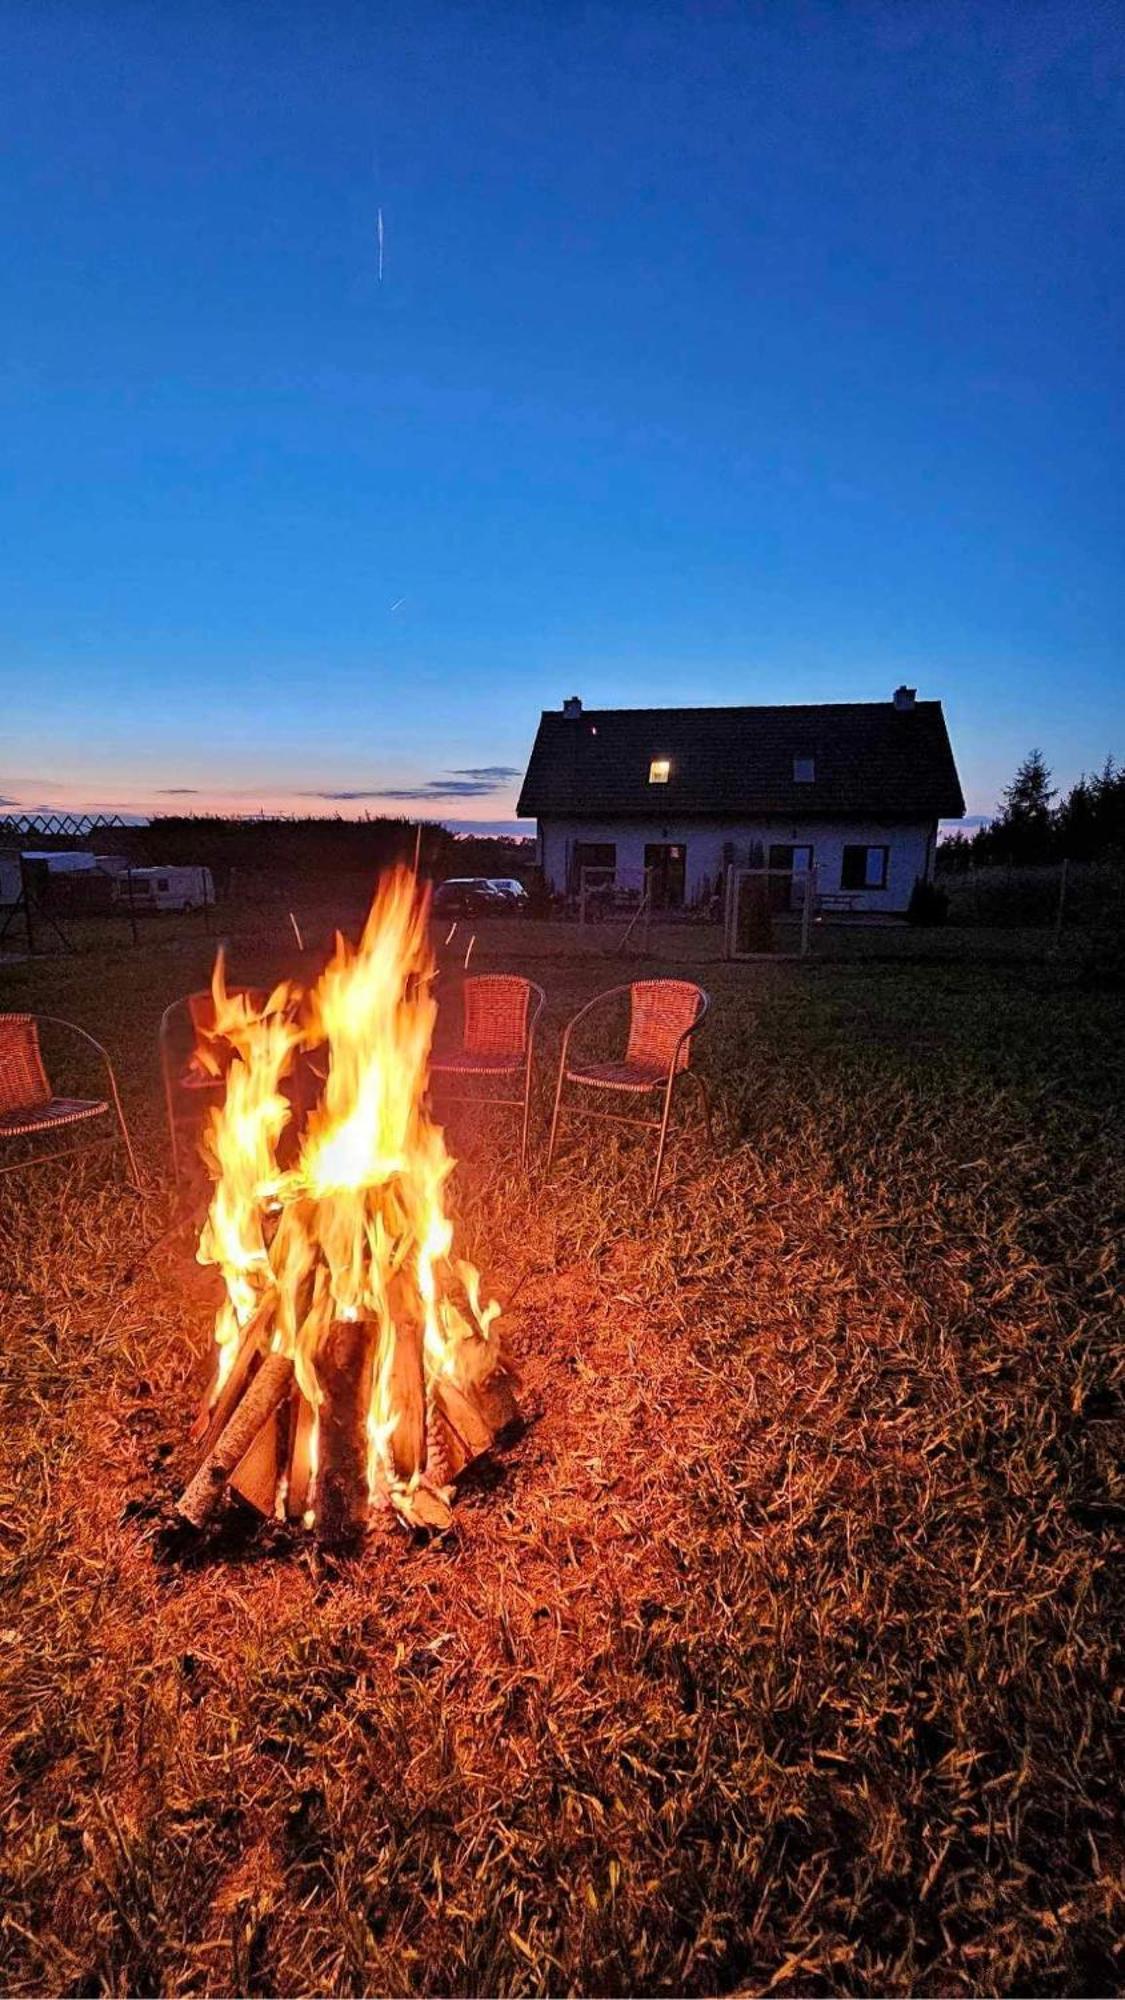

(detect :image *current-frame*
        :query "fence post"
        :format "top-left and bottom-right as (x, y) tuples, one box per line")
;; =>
(800, 865), (816, 957)
(21, 858), (35, 955)
(722, 865), (735, 960)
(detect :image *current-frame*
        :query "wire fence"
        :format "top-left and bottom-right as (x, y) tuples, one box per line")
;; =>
(3, 857), (1123, 975)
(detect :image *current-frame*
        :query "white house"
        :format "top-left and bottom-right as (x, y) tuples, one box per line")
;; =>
(516, 688), (964, 915)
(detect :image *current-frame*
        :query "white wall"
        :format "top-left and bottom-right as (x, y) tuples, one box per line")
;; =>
(538, 815), (936, 913)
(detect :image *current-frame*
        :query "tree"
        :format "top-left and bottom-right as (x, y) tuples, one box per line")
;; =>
(995, 749), (1056, 863)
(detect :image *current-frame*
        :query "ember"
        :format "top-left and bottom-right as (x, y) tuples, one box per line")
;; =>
(177, 867), (520, 1542)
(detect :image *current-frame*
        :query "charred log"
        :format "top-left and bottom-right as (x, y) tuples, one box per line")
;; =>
(315, 1318), (378, 1544)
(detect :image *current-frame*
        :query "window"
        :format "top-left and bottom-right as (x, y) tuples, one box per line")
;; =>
(157, 877), (170, 891)
(793, 756), (815, 783)
(840, 845), (889, 891)
(649, 758), (670, 784)
(769, 844), (814, 874)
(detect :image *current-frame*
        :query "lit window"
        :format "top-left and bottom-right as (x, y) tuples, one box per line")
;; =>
(649, 758), (670, 784)
(793, 756), (815, 783)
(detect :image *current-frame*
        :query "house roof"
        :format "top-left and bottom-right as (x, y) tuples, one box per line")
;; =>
(517, 699), (965, 820)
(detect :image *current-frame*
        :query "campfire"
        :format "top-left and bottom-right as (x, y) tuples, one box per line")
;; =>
(176, 868), (520, 1543)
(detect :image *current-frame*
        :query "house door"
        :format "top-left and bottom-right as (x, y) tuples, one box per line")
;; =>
(767, 844), (814, 912)
(644, 843), (686, 910)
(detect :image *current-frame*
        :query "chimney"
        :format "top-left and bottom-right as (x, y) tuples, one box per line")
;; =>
(562, 695), (583, 719)
(893, 685), (916, 712)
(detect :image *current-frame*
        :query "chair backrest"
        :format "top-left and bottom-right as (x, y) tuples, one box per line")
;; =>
(462, 975), (534, 1059)
(626, 980), (706, 1074)
(0, 1014), (51, 1116)
(160, 987), (271, 1089)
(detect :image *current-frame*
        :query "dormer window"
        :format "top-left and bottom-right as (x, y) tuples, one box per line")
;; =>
(793, 756), (815, 783)
(649, 758), (670, 784)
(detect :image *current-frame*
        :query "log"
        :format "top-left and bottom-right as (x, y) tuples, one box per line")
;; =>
(389, 1481), (452, 1532)
(431, 1376), (495, 1458)
(229, 1404), (286, 1516)
(315, 1318), (378, 1545)
(425, 1394), (473, 1485)
(385, 1316), (426, 1484)
(189, 1291), (276, 1450)
(466, 1363), (521, 1437)
(284, 1385), (316, 1521)
(178, 1351), (294, 1528)
(450, 1330), (523, 1436)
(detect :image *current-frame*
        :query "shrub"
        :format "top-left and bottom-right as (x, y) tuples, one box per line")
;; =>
(907, 877), (950, 926)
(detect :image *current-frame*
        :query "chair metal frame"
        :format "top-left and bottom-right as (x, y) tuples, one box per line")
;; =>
(429, 974), (546, 1165)
(0, 1012), (140, 1185)
(546, 979), (713, 1204)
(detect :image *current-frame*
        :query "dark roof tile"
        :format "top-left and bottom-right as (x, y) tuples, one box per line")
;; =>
(517, 701), (964, 819)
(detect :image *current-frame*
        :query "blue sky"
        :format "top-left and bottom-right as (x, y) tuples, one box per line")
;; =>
(1, 1), (1121, 833)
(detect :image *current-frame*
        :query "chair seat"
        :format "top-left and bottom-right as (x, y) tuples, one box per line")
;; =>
(0, 1095), (109, 1138)
(566, 1059), (670, 1093)
(431, 1052), (523, 1076)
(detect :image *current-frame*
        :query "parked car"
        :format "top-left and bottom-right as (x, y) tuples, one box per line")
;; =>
(432, 877), (509, 917)
(487, 877), (528, 903)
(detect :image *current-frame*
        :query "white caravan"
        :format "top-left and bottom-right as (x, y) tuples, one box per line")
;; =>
(116, 865), (214, 913)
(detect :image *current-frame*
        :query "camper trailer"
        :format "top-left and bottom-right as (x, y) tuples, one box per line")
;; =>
(116, 865), (213, 913)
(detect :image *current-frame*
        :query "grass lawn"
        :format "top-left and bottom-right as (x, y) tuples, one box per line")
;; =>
(1, 917), (1122, 1995)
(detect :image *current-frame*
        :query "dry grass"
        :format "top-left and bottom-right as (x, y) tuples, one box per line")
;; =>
(0, 924), (1122, 1995)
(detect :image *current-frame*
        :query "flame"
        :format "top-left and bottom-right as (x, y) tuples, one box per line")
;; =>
(196, 955), (302, 1388)
(193, 868), (501, 1521)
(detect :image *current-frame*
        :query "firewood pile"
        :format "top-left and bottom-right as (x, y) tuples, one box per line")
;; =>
(174, 868), (521, 1545)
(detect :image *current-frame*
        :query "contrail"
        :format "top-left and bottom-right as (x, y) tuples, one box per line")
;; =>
(377, 206), (384, 282)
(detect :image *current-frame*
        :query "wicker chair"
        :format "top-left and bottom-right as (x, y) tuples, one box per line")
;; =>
(546, 979), (713, 1204)
(0, 1013), (139, 1185)
(430, 975), (546, 1165)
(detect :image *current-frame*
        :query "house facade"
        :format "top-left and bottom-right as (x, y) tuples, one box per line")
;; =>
(516, 688), (964, 915)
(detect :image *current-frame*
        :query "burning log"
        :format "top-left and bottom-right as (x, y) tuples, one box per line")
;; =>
(315, 1318), (378, 1544)
(178, 1351), (294, 1529)
(284, 1384), (316, 1520)
(385, 1306), (426, 1485)
(190, 1291), (277, 1451)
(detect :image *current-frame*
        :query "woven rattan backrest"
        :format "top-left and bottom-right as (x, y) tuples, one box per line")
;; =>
(462, 975), (531, 1059)
(0, 1015), (52, 1116)
(626, 980), (704, 1074)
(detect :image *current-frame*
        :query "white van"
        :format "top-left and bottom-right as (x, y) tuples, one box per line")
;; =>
(116, 865), (214, 913)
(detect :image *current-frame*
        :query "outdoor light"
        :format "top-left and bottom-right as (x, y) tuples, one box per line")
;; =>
(649, 757), (670, 783)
